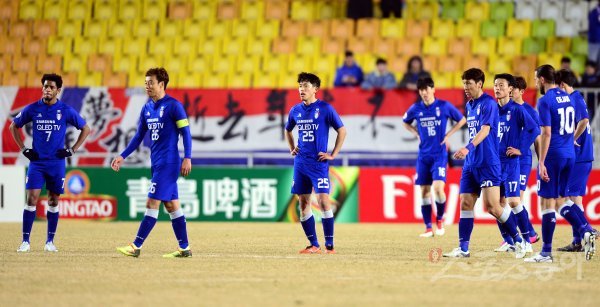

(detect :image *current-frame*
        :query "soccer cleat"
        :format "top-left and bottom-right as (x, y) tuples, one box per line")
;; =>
(524, 253), (553, 263)
(163, 246), (192, 258)
(530, 233), (540, 244)
(525, 242), (533, 253)
(44, 241), (58, 252)
(583, 231), (596, 261)
(515, 241), (526, 259)
(435, 220), (445, 236)
(325, 245), (336, 254)
(17, 241), (30, 253)
(494, 242), (514, 252)
(299, 245), (322, 254)
(116, 243), (141, 258)
(442, 247), (470, 258)
(557, 242), (583, 252)
(419, 229), (434, 238)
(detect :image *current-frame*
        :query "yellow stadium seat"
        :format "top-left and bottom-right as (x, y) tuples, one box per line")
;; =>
(263, 54), (288, 74)
(138, 54), (164, 72)
(291, 0), (315, 20)
(380, 19), (405, 38)
(168, 1), (191, 20)
(211, 56), (235, 74)
(423, 37), (448, 56)
(173, 36), (198, 56)
(26, 72), (42, 87)
(227, 72), (252, 88)
(103, 72), (127, 87)
(37, 54), (62, 75)
(191, 1), (215, 20)
(178, 72), (202, 88)
(488, 54), (512, 75)
(472, 37), (496, 56)
(217, 1), (238, 20)
(396, 38), (421, 57)
(405, 20), (430, 39)
(84, 20), (107, 38)
(93, 0), (115, 21)
(236, 55), (261, 74)
(232, 20), (255, 38)
(421, 55), (438, 73)
(282, 20), (306, 38)
(329, 20), (354, 39)
(272, 36), (296, 54)
(431, 19), (455, 39)
(448, 37), (471, 56)
(57, 20), (82, 38)
(198, 39), (222, 56)
(128, 70), (146, 87)
(389, 55), (410, 75)
(188, 55), (211, 73)
(33, 20), (57, 39)
(547, 37), (571, 54)
(73, 37), (98, 55)
(63, 52), (87, 72)
(311, 54), (338, 75)
(321, 37), (346, 55)
(119, 0), (141, 21)
(112, 53), (137, 72)
(462, 54), (488, 71)
(438, 55), (462, 73)
(277, 71), (298, 88)
(206, 20), (232, 38)
(12, 54), (35, 73)
(67, 1), (90, 21)
(0, 0), (18, 20)
(297, 37), (321, 56)
(47, 36), (71, 55)
(265, 0), (288, 20)
(8, 21), (29, 38)
(122, 38), (147, 56)
(88, 54), (112, 72)
(355, 54), (377, 72)
(142, 0), (165, 21)
(43, 0), (64, 19)
(318, 73), (331, 88)
(60, 72), (78, 86)
(148, 38), (172, 57)
(241, 0), (264, 20)
(346, 37), (372, 54)
(19, 0), (41, 20)
(497, 37), (522, 56)
(246, 38), (271, 56)
(305, 20), (330, 39)
(465, 1), (489, 21)
(159, 20), (182, 37)
(98, 37), (122, 55)
(203, 73), (227, 88)
(78, 70), (102, 86)
(108, 21), (132, 39)
(222, 37), (247, 56)
(253, 72), (277, 88)
(431, 72), (453, 89)
(2, 72), (27, 86)
(163, 55), (186, 73)
(168, 72), (180, 88)
(288, 54), (313, 74)
(512, 55), (537, 78)
(0, 36), (22, 55)
(456, 20), (479, 38)
(182, 20), (206, 39)
(22, 36), (45, 56)
(133, 20), (157, 38)
(507, 19), (531, 39)
(411, 1), (440, 20)
(255, 19), (280, 39)
(537, 52), (562, 69)
(356, 19), (380, 38)
(372, 38), (396, 58)
(317, 0), (343, 19)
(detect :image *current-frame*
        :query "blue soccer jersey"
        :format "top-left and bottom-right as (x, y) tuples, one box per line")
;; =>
(13, 99), (87, 160)
(498, 100), (538, 162)
(403, 99), (464, 156)
(285, 100), (344, 164)
(537, 88), (576, 160)
(465, 93), (500, 168)
(519, 102), (541, 166)
(571, 90), (594, 163)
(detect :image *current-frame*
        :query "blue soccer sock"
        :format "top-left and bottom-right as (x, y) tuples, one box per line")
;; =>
(22, 205), (36, 243)
(498, 206), (522, 244)
(322, 210), (334, 247)
(435, 197), (446, 222)
(170, 209), (189, 249)
(512, 204), (531, 243)
(570, 203), (585, 244)
(541, 209), (556, 257)
(458, 210), (474, 252)
(421, 198), (433, 230)
(496, 220), (514, 245)
(46, 205), (59, 243)
(133, 209), (158, 248)
(570, 201), (593, 234)
(300, 211), (319, 247)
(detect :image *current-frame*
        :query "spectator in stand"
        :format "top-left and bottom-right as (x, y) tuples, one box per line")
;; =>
(361, 58), (397, 90)
(589, 4), (600, 68)
(334, 51), (364, 87)
(580, 60), (600, 88)
(398, 56), (431, 90)
(380, 0), (403, 18)
(560, 56), (572, 71)
(347, 0), (374, 19)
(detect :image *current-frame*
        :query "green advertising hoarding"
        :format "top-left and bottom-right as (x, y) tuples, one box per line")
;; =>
(62, 167), (358, 222)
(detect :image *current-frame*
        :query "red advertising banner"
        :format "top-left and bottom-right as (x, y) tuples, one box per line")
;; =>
(359, 168), (600, 225)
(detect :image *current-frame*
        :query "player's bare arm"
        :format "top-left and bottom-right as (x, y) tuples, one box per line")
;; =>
(538, 126), (551, 182)
(285, 130), (299, 156)
(8, 122), (26, 150)
(441, 117), (466, 145)
(318, 126), (346, 161)
(453, 124), (490, 160)
(402, 122), (420, 142)
(72, 124), (91, 152)
(573, 117), (589, 146)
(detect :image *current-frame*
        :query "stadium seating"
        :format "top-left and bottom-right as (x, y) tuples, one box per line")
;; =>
(0, 0), (593, 88)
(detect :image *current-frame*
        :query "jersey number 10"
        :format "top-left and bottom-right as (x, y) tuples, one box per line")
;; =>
(558, 106), (575, 135)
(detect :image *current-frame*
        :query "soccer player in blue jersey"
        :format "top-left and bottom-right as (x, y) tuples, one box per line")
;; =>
(443, 68), (526, 258)
(511, 76), (540, 244)
(10, 73), (90, 253)
(113, 67), (193, 258)
(555, 69), (596, 257)
(285, 72), (346, 254)
(492, 74), (539, 254)
(402, 77), (466, 237)
(524, 65), (595, 263)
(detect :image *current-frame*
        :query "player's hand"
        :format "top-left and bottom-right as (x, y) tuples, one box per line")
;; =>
(452, 147), (469, 160)
(574, 140), (581, 147)
(56, 148), (74, 158)
(440, 135), (449, 145)
(290, 147), (299, 156)
(181, 158), (191, 177)
(111, 156), (124, 172)
(506, 147), (522, 157)
(22, 148), (39, 161)
(318, 152), (334, 161)
(538, 162), (550, 182)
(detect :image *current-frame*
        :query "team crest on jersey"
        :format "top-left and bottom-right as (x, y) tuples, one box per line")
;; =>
(435, 107), (440, 117)
(56, 109), (62, 120)
(314, 108), (320, 119)
(506, 110), (511, 121)
(159, 106), (165, 118)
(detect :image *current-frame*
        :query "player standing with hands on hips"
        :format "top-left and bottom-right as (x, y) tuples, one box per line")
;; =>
(113, 67), (193, 258)
(10, 73), (90, 253)
(285, 72), (346, 254)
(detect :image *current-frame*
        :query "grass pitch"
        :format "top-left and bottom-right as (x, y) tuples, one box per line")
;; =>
(0, 221), (598, 307)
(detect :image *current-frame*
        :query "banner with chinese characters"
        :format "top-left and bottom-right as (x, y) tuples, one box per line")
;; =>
(39, 167), (359, 222)
(0, 87), (537, 166)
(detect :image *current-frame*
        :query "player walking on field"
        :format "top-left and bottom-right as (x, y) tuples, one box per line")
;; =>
(402, 77), (466, 237)
(444, 68), (526, 259)
(285, 72), (347, 254)
(113, 67), (193, 258)
(10, 73), (90, 253)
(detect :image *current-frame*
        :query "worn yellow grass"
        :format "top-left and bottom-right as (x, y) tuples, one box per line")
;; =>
(0, 221), (597, 307)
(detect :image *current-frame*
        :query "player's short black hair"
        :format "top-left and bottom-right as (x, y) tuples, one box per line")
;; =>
(535, 64), (556, 83)
(561, 56), (571, 64)
(556, 69), (577, 87)
(514, 76), (527, 90)
(145, 67), (170, 90)
(494, 73), (515, 87)
(586, 60), (597, 68)
(297, 72), (321, 89)
(416, 77), (434, 90)
(345, 50), (354, 57)
(41, 73), (63, 89)
(462, 68), (485, 85)
(376, 58), (387, 65)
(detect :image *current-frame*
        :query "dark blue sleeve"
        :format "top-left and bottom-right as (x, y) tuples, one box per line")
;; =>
(538, 98), (551, 126)
(66, 106), (87, 129)
(333, 68), (344, 87)
(120, 109), (148, 159)
(13, 105), (33, 128)
(479, 99), (496, 126)
(327, 104), (344, 130)
(356, 66), (364, 84)
(518, 107), (539, 153)
(402, 105), (416, 123)
(172, 102), (192, 159)
(285, 107), (296, 131)
(446, 102), (464, 122)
